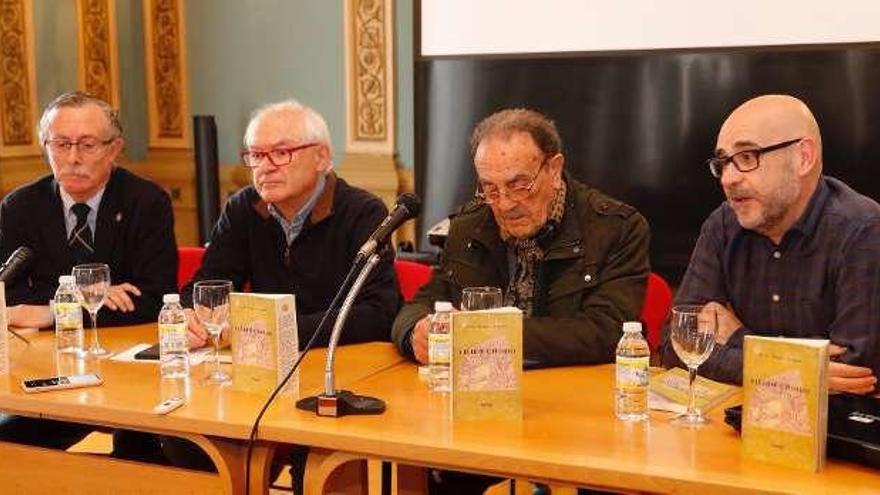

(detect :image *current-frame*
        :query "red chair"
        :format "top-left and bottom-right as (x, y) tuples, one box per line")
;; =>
(177, 246), (206, 290)
(640, 272), (673, 352)
(394, 259), (432, 302)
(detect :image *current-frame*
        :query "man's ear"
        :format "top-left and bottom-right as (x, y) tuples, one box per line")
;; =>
(108, 137), (126, 162)
(315, 144), (332, 172)
(796, 137), (818, 177)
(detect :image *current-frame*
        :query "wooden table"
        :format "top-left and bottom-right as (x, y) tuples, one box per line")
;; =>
(0, 324), (403, 494)
(258, 362), (880, 494)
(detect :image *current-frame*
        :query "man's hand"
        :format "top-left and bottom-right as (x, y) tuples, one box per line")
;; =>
(704, 301), (743, 345)
(6, 304), (53, 328)
(185, 308), (209, 349)
(828, 344), (877, 394)
(411, 316), (430, 364)
(103, 283), (142, 312)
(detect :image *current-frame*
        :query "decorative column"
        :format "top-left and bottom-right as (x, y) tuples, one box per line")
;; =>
(340, 0), (412, 245)
(76, 0), (120, 108)
(143, 0), (191, 149)
(0, 0), (39, 158)
(140, 0), (197, 245)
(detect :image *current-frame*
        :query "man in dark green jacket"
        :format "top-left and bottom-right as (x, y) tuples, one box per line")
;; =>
(392, 108), (650, 368)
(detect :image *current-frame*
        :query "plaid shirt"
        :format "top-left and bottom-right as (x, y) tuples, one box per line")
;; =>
(661, 176), (880, 384)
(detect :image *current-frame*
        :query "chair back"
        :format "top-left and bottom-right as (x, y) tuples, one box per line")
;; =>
(640, 272), (673, 352)
(177, 246), (206, 290)
(394, 259), (432, 302)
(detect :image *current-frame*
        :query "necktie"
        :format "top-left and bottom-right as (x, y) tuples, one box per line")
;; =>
(69, 203), (94, 264)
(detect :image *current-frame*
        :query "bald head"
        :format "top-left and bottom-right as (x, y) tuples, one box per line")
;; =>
(715, 95), (824, 243)
(718, 94), (822, 174)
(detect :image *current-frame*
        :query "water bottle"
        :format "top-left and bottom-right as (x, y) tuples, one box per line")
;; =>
(428, 301), (453, 392)
(158, 294), (189, 379)
(615, 321), (650, 421)
(54, 275), (84, 355)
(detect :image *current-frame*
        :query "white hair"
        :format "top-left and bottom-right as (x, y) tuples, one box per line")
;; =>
(243, 99), (333, 155)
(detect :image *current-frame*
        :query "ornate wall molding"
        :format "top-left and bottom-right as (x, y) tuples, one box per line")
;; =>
(345, 0), (395, 154)
(0, 0), (39, 157)
(76, 0), (119, 108)
(143, 0), (190, 149)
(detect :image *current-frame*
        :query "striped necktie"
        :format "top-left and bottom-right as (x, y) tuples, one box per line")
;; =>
(69, 203), (94, 264)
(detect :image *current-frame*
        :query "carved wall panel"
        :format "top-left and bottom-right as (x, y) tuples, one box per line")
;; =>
(0, 0), (39, 157)
(77, 0), (119, 107)
(345, 0), (395, 154)
(143, 0), (190, 148)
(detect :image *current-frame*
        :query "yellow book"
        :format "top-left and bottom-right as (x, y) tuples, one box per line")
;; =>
(451, 307), (522, 421)
(229, 293), (299, 394)
(649, 367), (738, 412)
(742, 336), (829, 472)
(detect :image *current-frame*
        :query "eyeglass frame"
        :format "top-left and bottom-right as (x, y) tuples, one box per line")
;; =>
(475, 155), (551, 204)
(707, 138), (803, 179)
(43, 136), (118, 156)
(240, 142), (321, 168)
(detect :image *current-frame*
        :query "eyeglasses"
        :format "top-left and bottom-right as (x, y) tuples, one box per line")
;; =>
(476, 157), (548, 204)
(240, 143), (320, 168)
(707, 138), (802, 179)
(44, 137), (117, 156)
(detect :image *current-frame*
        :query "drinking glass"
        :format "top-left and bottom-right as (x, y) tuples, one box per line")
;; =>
(73, 263), (110, 357)
(461, 286), (503, 311)
(669, 304), (718, 426)
(193, 280), (233, 385)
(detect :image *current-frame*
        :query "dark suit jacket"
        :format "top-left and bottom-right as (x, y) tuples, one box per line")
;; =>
(0, 166), (178, 326)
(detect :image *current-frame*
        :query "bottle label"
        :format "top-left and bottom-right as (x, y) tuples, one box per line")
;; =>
(616, 356), (649, 392)
(428, 333), (451, 364)
(159, 322), (186, 337)
(55, 302), (81, 328)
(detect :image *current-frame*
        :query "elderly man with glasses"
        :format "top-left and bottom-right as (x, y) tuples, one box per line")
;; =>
(0, 91), (177, 329)
(393, 108), (650, 369)
(0, 91), (177, 458)
(661, 94), (880, 395)
(181, 99), (399, 350)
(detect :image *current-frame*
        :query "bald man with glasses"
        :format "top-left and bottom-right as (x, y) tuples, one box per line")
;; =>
(661, 94), (880, 396)
(392, 108), (650, 369)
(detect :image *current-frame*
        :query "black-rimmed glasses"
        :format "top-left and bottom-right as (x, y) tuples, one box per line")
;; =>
(707, 138), (802, 179)
(44, 137), (117, 156)
(476, 158), (548, 204)
(241, 142), (319, 168)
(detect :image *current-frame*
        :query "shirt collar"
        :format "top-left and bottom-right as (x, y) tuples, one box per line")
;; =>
(268, 173), (327, 243)
(788, 176), (829, 238)
(60, 185), (106, 217)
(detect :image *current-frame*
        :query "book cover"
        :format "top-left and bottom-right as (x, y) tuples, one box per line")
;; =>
(649, 367), (738, 412)
(451, 307), (522, 420)
(0, 283), (7, 375)
(229, 293), (299, 394)
(742, 336), (829, 472)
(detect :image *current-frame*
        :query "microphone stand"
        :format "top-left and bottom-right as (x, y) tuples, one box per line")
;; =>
(296, 252), (386, 417)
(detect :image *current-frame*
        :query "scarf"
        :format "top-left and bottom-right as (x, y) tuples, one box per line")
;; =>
(504, 180), (567, 316)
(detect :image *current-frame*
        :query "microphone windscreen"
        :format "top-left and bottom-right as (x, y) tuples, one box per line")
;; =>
(397, 193), (422, 216)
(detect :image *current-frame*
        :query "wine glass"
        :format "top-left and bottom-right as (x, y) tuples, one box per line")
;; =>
(193, 280), (233, 385)
(461, 286), (503, 311)
(669, 304), (718, 426)
(72, 263), (110, 357)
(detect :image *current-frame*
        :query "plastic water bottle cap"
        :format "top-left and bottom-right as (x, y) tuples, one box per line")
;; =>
(163, 294), (180, 304)
(622, 321), (642, 333)
(434, 301), (454, 312)
(58, 275), (75, 284)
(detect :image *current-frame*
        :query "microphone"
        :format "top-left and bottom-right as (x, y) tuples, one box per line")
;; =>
(357, 193), (421, 260)
(0, 246), (33, 283)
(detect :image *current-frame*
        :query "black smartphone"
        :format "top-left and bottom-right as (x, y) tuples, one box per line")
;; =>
(134, 343), (161, 360)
